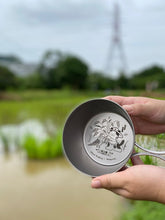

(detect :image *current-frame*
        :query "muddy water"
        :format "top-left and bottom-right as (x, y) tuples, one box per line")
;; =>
(0, 154), (124, 220)
(1, 120), (164, 220)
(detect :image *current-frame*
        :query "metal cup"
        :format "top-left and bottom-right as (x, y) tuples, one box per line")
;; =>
(63, 99), (165, 177)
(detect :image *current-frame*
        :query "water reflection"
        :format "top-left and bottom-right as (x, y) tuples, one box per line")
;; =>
(0, 154), (124, 220)
(0, 119), (125, 220)
(0, 119), (56, 154)
(24, 157), (69, 175)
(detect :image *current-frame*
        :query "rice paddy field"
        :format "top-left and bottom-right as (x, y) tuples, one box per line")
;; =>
(0, 89), (165, 220)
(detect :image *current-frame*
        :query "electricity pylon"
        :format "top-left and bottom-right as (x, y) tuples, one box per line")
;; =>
(105, 3), (127, 77)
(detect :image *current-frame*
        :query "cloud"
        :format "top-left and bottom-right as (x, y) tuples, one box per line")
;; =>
(0, 0), (165, 76)
(13, 0), (107, 26)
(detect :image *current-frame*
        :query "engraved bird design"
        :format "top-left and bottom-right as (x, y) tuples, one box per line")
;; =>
(88, 117), (126, 153)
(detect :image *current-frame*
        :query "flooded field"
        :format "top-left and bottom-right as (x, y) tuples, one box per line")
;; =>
(0, 121), (165, 220)
(0, 154), (124, 220)
(0, 91), (164, 220)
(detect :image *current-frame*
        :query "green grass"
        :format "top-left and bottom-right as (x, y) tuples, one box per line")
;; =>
(121, 201), (165, 220)
(156, 133), (165, 139)
(0, 90), (107, 126)
(0, 89), (165, 127)
(22, 130), (63, 160)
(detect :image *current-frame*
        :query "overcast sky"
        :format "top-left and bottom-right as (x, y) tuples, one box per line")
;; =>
(0, 0), (165, 77)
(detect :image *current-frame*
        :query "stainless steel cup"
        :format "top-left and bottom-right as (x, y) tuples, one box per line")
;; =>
(63, 99), (165, 177)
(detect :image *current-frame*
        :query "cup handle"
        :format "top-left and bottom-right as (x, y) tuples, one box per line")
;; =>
(131, 152), (165, 162)
(135, 142), (165, 155)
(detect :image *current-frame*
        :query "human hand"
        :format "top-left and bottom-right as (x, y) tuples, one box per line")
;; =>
(104, 96), (165, 134)
(91, 156), (165, 204)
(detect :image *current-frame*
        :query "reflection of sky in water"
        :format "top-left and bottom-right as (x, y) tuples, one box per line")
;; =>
(0, 119), (56, 153)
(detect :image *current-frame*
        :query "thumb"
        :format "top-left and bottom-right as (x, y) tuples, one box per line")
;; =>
(91, 172), (126, 190)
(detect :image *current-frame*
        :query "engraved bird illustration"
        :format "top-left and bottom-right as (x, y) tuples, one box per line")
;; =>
(88, 117), (126, 153)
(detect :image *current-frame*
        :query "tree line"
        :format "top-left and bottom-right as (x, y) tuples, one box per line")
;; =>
(0, 50), (165, 91)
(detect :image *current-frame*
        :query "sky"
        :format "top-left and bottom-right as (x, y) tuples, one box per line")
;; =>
(0, 0), (165, 77)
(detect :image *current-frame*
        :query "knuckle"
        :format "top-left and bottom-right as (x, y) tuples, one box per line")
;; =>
(102, 175), (112, 189)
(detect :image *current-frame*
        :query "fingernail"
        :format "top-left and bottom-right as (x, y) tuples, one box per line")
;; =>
(91, 179), (101, 188)
(123, 105), (133, 114)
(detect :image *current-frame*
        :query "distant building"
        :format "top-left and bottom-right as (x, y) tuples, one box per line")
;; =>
(0, 55), (37, 77)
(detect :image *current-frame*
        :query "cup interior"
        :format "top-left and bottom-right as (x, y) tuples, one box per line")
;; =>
(63, 99), (135, 176)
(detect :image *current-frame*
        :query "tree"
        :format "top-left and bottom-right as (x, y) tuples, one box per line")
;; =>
(129, 65), (165, 89)
(0, 66), (17, 90)
(22, 72), (43, 89)
(38, 50), (63, 89)
(117, 73), (130, 89)
(56, 55), (89, 89)
(88, 72), (115, 90)
(38, 51), (89, 89)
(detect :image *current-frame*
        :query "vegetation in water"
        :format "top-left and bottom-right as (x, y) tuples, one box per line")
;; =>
(156, 133), (165, 139)
(121, 201), (165, 220)
(0, 131), (10, 153)
(22, 130), (63, 160)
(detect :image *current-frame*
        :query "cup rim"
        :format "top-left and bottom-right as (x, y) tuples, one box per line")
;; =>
(63, 98), (135, 176)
